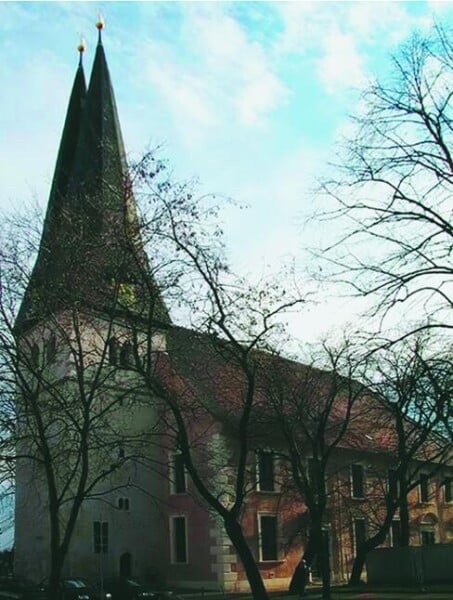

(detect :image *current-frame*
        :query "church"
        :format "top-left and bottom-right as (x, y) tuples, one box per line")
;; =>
(14, 23), (453, 592)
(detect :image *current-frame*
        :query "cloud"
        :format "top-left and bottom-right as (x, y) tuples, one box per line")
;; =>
(135, 3), (289, 147)
(316, 27), (366, 94)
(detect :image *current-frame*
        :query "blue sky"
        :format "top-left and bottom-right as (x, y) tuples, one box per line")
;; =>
(1, 1), (452, 347)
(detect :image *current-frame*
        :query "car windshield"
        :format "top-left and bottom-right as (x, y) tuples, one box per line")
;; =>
(63, 580), (89, 589)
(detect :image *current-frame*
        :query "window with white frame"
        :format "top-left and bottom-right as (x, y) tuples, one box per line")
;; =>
(351, 464), (365, 498)
(170, 453), (187, 494)
(352, 518), (366, 555)
(419, 474), (430, 503)
(257, 450), (275, 492)
(258, 514), (278, 561)
(93, 521), (108, 554)
(170, 516), (188, 563)
(390, 520), (401, 548)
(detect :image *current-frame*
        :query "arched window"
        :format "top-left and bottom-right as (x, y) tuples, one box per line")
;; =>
(108, 338), (118, 366)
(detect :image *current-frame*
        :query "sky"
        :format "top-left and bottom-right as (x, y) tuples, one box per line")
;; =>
(1, 1), (452, 349)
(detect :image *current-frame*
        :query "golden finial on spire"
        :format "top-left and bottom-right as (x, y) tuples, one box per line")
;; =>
(77, 36), (86, 54)
(96, 13), (105, 44)
(96, 13), (105, 31)
(77, 35), (86, 65)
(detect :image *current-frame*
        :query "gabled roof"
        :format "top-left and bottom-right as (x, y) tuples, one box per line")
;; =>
(158, 326), (449, 463)
(16, 35), (170, 333)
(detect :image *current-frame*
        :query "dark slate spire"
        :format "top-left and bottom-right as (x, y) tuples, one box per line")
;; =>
(16, 29), (170, 332)
(15, 44), (87, 331)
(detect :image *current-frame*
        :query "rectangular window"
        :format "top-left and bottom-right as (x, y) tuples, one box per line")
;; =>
(351, 464), (365, 498)
(353, 519), (366, 555)
(257, 451), (275, 492)
(171, 454), (186, 494)
(259, 515), (278, 561)
(93, 521), (108, 554)
(170, 516), (187, 563)
(419, 474), (430, 502)
(444, 478), (452, 503)
(391, 520), (401, 548)
(388, 469), (399, 499)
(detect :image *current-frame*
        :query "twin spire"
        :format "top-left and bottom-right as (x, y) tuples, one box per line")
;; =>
(15, 21), (170, 332)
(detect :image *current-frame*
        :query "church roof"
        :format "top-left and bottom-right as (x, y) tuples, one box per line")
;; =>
(16, 31), (170, 333)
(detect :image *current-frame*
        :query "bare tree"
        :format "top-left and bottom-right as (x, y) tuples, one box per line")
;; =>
(119, 155), (307, 600)
(0, 213), (162, 600)
(258, 342), (366, 600)
(320, 25), (453, 342)
(348, 337), (452, 584)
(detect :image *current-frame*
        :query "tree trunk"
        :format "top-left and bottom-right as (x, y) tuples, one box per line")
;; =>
(224, 518), (269, 600)
(48, 552), (64, 600)
(349, 502), (397, 585)
(288, 528), (316, 593)
(399, 494), (410, 546)
(319, 529), (331, 600)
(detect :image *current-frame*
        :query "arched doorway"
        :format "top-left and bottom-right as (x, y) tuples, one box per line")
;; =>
(120, 552), (132, 577)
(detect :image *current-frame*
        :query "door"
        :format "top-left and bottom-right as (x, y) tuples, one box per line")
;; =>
(120, 552), (132, 577)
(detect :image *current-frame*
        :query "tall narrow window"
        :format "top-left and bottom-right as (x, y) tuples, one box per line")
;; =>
(170, 516), (187, 563)
(351, 464), (365, 498)
(46, 334), (56, 364)
(120, 342), (133, 368)
(30, 344), (39, 368)
(257, 451), (275, 492)
(391, 520), (401, 548)
(171, 454), (186, 494)
(419, 474), (430, 502)
(259, 515), (278, 561)
(108, 338), (118, 366)
(388, 469), (399, 499)
(445, 478), (452, 503)
(93, 521), (108, 554)
(353, 519), (366, 555)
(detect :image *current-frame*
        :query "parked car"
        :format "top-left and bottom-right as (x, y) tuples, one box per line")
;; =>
(99, 579), (158, 600)
(0, 576), (47, 600)
(58, 579), (96, 600)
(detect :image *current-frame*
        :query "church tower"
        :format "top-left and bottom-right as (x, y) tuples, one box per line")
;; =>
(14, 25), (169, 583)
(16, 25), (169, 333)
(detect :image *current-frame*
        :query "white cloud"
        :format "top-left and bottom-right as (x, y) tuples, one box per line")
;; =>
(135, 3), (289, 148)
(316, 27), (366, 94)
